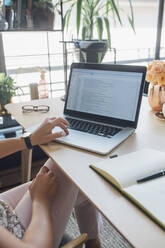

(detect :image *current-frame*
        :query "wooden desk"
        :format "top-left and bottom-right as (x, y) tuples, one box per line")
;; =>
(6, 97), (165, 248)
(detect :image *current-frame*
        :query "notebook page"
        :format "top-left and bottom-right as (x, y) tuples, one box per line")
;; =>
(124, 176), (165, 228)
(92, 149), (165, 188)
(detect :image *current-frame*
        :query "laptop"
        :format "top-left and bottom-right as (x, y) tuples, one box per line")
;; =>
(54, 62), (147, 155)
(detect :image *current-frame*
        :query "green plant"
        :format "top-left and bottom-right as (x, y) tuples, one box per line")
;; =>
(62, 0), (135, 48)
(0, 73), (17, 112)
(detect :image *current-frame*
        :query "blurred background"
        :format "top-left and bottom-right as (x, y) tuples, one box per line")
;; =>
(0, 0), (165, 102)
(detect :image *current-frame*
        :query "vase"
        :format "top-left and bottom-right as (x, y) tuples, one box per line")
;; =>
(0, 97), (13, 115)
(74, 40), (108, 63)
(148, 83), (165, 111)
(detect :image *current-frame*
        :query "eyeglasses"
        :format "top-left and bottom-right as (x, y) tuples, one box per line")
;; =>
(22, 105), (50, 113)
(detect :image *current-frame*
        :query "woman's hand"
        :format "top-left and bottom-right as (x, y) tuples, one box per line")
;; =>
(30, 117), (69, 146)
(29, 166), (58, 209)
(0, 117), (69, 158)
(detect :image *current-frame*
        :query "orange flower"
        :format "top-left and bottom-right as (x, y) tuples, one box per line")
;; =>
(158, 76), (165, 86)
(146, 60), (165, 85)
(146, 72), (152, 82)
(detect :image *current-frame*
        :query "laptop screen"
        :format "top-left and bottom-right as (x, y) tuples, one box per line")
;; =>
(64, 63), (146, 128)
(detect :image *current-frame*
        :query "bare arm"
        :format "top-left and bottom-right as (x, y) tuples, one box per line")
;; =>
(0, 117), (69, 159)
(0, 167), (57, 248)
(23, 167), (57, 248)
(0, 225), (35, 248)
(22, 202), (54, 248)
(0, 203), (53, 248)
(0, 137), (26, 158)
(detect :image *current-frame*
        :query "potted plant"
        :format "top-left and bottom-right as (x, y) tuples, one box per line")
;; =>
(61, 0), (135, 63)
(0, 73), (17, 114)
(31, 0), (55, 30)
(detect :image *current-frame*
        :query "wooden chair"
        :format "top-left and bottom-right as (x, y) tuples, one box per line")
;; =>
(61, 233), (87, 248)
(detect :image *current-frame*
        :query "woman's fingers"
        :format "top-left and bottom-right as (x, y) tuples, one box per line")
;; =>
(49, 117), (57, 121)
(52, 117), (70, 129)
(56, 122), (69, 135)
(31, 117), (70, 146)
(50, 118), (69, 137)
(50, 131), (66, 140)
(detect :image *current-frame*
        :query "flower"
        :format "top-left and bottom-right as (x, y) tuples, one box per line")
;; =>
(146, 60), (165, 86)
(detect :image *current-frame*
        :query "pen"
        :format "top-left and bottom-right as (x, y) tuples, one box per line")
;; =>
(109, 154), (118, 159)
(137, 169), (165, 183)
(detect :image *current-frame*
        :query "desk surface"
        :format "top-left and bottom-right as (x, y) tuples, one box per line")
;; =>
(6, 97), (165, 248)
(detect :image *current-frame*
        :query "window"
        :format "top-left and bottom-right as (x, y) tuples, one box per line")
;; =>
(1, 0), (164, 103)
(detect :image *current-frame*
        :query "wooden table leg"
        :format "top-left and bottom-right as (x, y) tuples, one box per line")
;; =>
(21, 149), (32, 183)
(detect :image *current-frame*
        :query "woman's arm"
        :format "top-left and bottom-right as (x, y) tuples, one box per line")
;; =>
(0, 201), (54, 248)
(23, 166), (58, 248)
(0, 167), (58, 248)
(0, 225), (35, 248)
(0, 137), (27, 159)
(0, 117), (69, 159)
(22, 201), (54, 248)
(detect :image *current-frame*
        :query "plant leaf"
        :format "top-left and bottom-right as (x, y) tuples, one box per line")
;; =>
(107, 0), (122, 25)
(63, 7), (72, 30)
(63, 2), (76, 31)
(128, 16), (135, 33)
(96, 16), (103, 41)
(98, 52), (102, 64)
(0, 74), (16, 109)
(127, 0), (135, 32)
(76, 0), (83, 38)
(104, 16), (111, 49)
(0, 73), (5, 81)
(93, 0), (100, 9)
(82, 25), (87, 40)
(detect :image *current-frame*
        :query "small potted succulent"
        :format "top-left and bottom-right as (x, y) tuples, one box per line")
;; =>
(0, 73), (17, 114)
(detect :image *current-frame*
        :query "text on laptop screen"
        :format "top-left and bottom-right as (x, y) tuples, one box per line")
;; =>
(66, 68), (143, 121)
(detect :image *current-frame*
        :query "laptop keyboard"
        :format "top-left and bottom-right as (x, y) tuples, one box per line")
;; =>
(66, 118), (121, 138)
